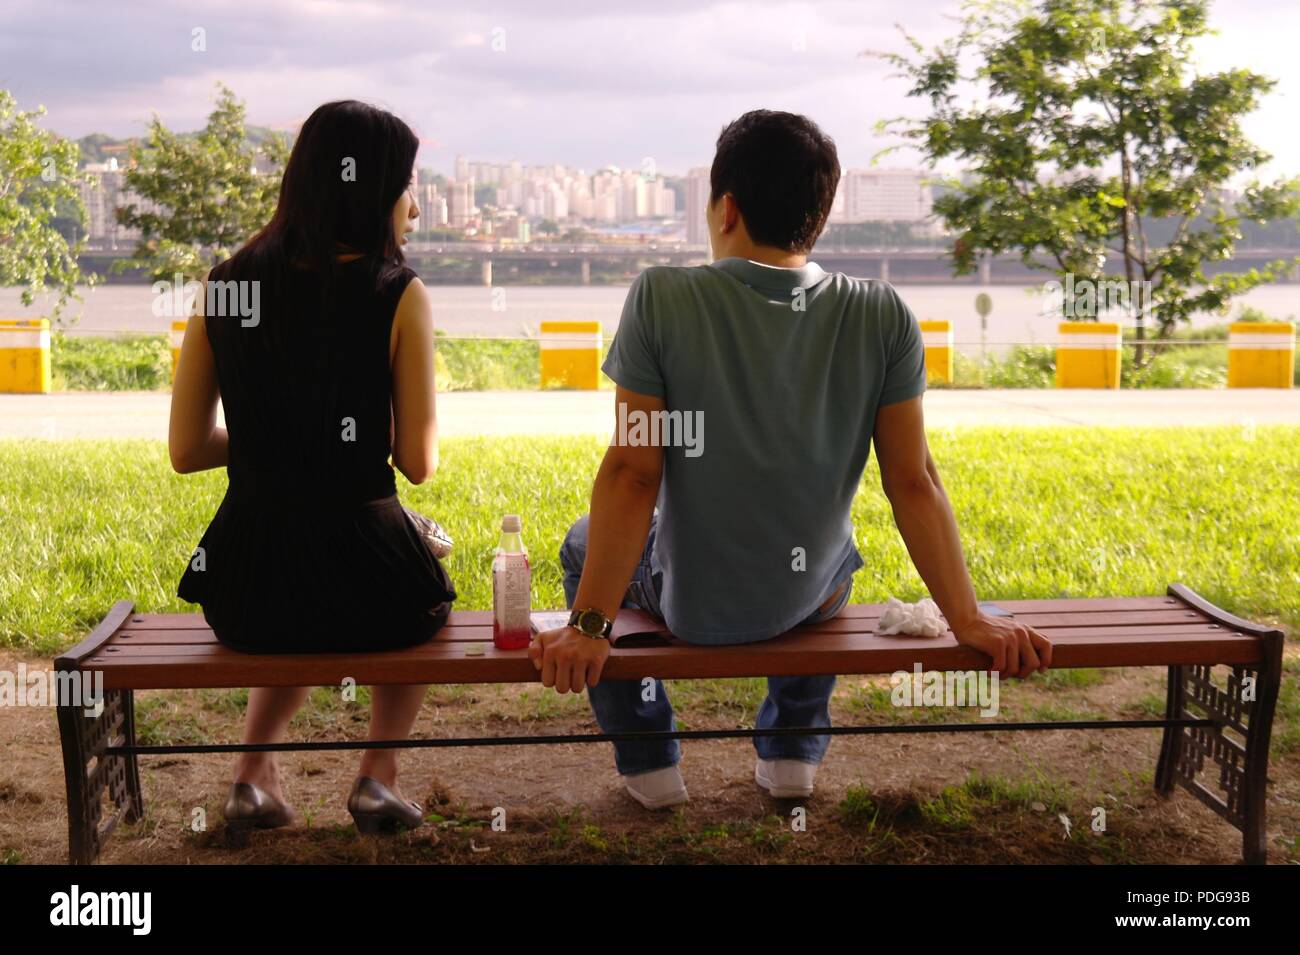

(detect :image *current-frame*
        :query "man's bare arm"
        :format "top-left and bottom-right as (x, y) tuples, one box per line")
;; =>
(873, 395), (1052, 677)
(530, 385), (664, 692)
(571, 391), (664, 621)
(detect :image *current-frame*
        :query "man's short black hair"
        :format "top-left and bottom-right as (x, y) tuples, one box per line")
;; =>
(710, 110), (840, 254)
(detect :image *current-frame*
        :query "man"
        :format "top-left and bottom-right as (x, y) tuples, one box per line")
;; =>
(530, 109), (1052, 810)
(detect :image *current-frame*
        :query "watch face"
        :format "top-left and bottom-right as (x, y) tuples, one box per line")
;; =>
(577, 609), (606, 635)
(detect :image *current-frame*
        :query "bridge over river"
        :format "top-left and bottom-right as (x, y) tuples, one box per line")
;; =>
(77, 244), (1300, 287)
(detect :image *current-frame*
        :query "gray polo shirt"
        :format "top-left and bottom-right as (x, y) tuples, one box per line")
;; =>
(602, 257), (927, 644)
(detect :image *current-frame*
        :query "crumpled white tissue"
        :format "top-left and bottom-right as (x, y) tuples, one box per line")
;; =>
(876, 597), (946, 637)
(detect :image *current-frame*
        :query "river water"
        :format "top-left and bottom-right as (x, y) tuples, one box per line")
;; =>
(2, 280), (1296, 356)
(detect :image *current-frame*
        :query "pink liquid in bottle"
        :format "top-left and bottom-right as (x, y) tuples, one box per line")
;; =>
(492, 514), (532, 650)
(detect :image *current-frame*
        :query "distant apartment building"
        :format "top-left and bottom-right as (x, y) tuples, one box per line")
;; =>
(829, 169), (933, 224)
(591, 169), (620, 222)
(522, 181), (569, 220)
(77, 158), (147, 249)
(567, 178), (594, 220)
(646, 176), (676, 218)
(414, 180), (449, 227)
(450, 154), (678, 228)
(684, 167), (710, 247)
(593, 189), (619, 223)
(620, 173), (647, 220)
(431, 195), (449, 227)
(447, 178), (476, 228)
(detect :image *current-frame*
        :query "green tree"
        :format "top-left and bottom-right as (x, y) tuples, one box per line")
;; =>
(0, 90), (90, 318)
(114, 84), (287, 282)
(875, 0), (1300, 360)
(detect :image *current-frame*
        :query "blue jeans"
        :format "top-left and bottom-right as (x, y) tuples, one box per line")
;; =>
(559, 513), (849, 776)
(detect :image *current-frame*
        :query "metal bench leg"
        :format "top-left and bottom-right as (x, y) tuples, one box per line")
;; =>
(1155, 664), (1185, 796)
(1155, 637), (1281, 865)
(120, 689), (144, 822)
(56, 686), (140, 864)
(1242, 637), (1282, 865)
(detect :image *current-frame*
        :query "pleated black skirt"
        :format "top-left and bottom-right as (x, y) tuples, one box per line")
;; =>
(178, 491), (456, 654)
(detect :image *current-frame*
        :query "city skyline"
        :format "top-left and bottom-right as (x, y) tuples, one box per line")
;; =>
(75, 145), (941, 249)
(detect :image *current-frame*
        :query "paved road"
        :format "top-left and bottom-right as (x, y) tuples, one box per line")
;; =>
(1, 389), (1296, 440)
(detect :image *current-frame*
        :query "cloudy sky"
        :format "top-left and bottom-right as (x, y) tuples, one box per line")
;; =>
(2, 0), (1297, 178)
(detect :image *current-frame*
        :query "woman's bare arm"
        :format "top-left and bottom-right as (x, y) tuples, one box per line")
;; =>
(388, 277), (438, 484)
(168, 279), (228, 473)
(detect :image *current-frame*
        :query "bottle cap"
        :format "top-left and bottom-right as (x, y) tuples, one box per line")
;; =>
(501, 514), (522, 533)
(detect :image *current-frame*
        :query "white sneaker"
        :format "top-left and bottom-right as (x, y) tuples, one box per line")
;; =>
(623, 765), (689, 810)
(755, 759), (818, 798)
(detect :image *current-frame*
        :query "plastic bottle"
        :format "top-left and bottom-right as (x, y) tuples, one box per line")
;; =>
(492, 514), (531, 650)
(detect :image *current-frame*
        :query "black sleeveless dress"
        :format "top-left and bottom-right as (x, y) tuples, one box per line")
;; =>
(177, 254), (456, 653)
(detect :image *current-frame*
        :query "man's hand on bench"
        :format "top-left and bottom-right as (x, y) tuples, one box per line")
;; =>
(530, 626), (611, 693)
(951, 612), (1052, 678)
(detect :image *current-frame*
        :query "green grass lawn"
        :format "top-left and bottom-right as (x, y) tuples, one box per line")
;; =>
(1, 427), (1298, 652)
(48, 332), (615, 393)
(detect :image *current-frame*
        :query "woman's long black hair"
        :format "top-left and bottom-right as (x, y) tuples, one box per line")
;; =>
(230, 100), (419, 286)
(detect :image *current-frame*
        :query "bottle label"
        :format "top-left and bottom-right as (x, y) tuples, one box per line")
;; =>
(493, 553), (531, 632)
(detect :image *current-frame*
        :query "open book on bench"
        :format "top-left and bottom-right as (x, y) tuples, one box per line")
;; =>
(531, 609), (673, 647)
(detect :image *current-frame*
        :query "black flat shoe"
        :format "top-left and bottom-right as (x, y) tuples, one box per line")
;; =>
(347, 776), (424, 833)
(223, 781), (295, 847)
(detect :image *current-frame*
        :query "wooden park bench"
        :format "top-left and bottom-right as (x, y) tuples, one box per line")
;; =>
(54, 583), (1284, 864)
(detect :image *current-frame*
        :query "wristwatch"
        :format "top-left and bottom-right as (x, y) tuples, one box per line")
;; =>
(569, 607), (614, 640)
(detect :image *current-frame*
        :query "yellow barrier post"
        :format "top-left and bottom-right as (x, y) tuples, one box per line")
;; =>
(1228, 321), (1294, 388)
(0, 318), (52, 394)
(170, 320), (187, 379)
(1056, 322), (1121, 388)
(539, 320), (602, 390)
(920, 320), (953, 384)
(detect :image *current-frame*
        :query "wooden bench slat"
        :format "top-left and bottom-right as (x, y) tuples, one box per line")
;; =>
(102, 621), (1238, 649)
(682, 608), (1209, 633)
(85, 627), (1261, 660)
(107, 605), (1214, 647)
(805, 597), (1190, 616)
(116, 596), (1190, 631)
(82, 643), (1265, 690)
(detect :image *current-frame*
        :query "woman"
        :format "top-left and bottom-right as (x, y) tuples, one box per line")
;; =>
(169, 100), (455, 840)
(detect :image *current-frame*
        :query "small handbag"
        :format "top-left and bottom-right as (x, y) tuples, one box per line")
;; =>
(405, 507), (454, 558)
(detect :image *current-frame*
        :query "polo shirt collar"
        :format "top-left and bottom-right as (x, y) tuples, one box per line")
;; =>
(711, 257), (827, 295)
